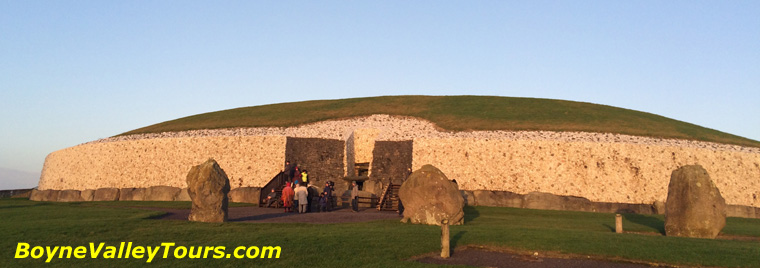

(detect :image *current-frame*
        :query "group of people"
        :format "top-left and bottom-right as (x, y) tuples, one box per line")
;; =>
(274, 161), (335, 213)
(283, 161), (309, 186)
(262, 160), (365, 213)
(276, 180), (334, 213)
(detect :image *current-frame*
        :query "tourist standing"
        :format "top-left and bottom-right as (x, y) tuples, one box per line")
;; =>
(323, 182), (333, 211)
(293, 166), (301, 185)
(283, 161), (294, 183)
(281, 182), (294, 213)
(301, 170), (308, 186)
(295, 183), (309, 213)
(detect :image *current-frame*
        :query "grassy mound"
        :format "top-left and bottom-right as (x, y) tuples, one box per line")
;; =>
(121, 95), (759, 147)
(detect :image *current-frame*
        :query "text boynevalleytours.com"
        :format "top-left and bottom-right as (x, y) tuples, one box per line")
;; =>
(15, 242), (281, 263)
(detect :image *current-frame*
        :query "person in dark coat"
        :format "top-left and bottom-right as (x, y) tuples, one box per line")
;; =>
(264, 189), (278, 208)
(318, 193), (327, 212)
(283, 161), (294, 183)
(292, 166), (301, 185)
(323, 182), (333, 211)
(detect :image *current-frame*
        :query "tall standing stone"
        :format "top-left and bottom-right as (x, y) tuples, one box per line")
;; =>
(664, 165), (726, 239)
(186, 159), (230, 223)
(399, 165), (464, 225)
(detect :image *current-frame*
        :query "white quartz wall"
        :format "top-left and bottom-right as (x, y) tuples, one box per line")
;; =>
(413, 137), (760, 207)
(37, 115), (760, 208)
(39, 136), (286, 190)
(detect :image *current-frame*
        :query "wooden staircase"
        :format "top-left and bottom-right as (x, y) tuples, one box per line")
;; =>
(377, 181), (401, 211)
(259, 171), (287, 207)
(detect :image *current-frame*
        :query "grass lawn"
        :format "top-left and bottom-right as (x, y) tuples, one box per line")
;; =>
(120, 96), (760, 148)
(2, 198), (760, 267)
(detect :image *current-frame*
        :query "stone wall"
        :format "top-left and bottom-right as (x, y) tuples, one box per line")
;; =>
(413, 138), (760, 207)
(35, 115), (760, 212)
(370, 140), (413, 184)
(285, 137), (345, 188)
(39, 136), (286, 191)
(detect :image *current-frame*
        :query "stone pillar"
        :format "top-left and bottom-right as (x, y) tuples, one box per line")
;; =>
(664, 165), (726, 239)
(615, 214), (623, 233)
(441, 219), (450, 258)
(186, 159), (231, 223)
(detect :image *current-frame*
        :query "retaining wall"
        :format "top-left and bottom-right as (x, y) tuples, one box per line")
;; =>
(39, 136), (286, 190)
(36, 115), (760, 211)
(413, 137), (760, 207)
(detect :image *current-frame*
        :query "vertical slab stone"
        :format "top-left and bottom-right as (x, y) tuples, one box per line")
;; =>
(399, 165), (464, 225)
(665, 165), (726, 239)
(186, 159), (230, 223)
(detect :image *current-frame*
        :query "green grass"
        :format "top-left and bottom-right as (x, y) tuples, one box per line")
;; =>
(77, 201), (256, 209)
(120, 95), (759, 147)
(3, 199), (760, 267)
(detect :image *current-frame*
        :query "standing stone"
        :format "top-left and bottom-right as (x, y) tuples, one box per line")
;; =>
(186, 159), (230, 223)
(664, 165), (726, 239)
(399, 165), (464, 225)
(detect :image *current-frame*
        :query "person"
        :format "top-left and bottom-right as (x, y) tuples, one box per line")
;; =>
(264, 189), (278, 208)
(293, 166), (301, 185)
(283, 161), (294, 183)
(351, 181), (359, 212)
(281, 182), (294, 213)
(318, 192), (327, 212)
(295, 183), (309, 213)
(323, 182), (333, 212)
(301, 169), (308, 186)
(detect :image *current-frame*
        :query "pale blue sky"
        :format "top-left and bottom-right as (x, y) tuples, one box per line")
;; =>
(1, 1), (758, 189)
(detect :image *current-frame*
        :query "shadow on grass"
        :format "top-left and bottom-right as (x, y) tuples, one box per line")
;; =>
(464, 206), (480, 223)
(233, 212), (297, 222)
(451, 230), (467, 250)
(624, 213), (665, 235)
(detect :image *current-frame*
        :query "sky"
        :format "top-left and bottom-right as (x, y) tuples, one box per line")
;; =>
(1, 1), (758, 190)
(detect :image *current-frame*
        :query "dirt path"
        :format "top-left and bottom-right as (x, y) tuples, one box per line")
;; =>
(149, 206), (401, 224)
(414, 246), (672, 268)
